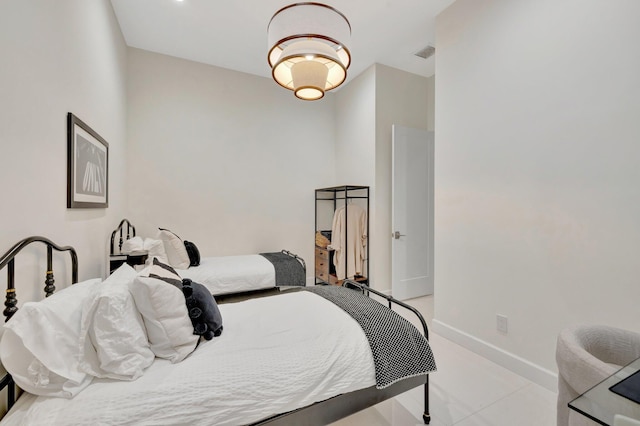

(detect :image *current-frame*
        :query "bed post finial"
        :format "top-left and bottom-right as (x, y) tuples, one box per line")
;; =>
(44, 271), (55, 297)
(44, 246), (56, 297)
(4, 289), (17, 322)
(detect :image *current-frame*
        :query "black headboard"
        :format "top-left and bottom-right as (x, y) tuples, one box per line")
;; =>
(0, 236), (78, 322)
(110, 218), (136, 255)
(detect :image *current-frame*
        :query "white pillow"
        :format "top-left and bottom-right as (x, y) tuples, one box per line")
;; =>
(143, 237), (169, 265)
(120, 236), (144, 253)
(157, 229), (190, 269)
(0, 278), (102, 398)
(79, 265), (154, 380)
(131, 267), (198, 363)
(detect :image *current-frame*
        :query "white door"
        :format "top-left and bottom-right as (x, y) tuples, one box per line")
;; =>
(392, 125), (434, 300)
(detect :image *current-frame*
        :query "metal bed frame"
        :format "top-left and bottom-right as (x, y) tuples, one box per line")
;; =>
(344, 279), (431, 424)
(0, 238), (431, 425)
(0, 236), (79, 412)
(110, 218), (137, 254)
(279, 249), (306, 274)
(1, 236), (78, 322)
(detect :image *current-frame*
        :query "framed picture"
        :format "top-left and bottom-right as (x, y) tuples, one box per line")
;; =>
(67, 113), (109, 208)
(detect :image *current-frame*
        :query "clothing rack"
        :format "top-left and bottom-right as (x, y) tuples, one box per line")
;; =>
(314, 185), (369, 286)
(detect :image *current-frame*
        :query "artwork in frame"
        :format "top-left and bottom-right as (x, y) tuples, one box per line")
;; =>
(67, 113), (109, 208)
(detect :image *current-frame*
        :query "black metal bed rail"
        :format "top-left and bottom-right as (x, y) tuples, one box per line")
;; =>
(1, 236), (78, 322)
(342, 279), (429, 339)
(110, 218), (136, 255)
(280, 249), (306, 274)
(0, 372), (15, 413)
(342, 279), (432, 424)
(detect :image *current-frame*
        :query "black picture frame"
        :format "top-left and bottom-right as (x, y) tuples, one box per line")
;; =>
(67, 113), (109, 208)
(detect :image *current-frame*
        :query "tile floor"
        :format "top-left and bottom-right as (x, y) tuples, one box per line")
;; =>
(330, 295), (558, 426)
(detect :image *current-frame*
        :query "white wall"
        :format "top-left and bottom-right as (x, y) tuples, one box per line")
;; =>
(335, 66), (377, 187)
(426, 76), (435, 132)
(126, 48), (336, 279)
(0, 0), (128, 301)
(434, 0), (640, 389)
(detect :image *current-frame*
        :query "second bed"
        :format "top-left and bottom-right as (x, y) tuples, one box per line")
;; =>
(110, 219), (306, 296)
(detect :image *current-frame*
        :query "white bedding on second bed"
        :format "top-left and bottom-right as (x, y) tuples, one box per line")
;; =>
(2, 291), (376, 426)
(177, 254), (275, 295)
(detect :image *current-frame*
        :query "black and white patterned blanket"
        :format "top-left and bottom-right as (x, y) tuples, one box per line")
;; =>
(304, 286), (436, 389)
(259, 252), (305, 286)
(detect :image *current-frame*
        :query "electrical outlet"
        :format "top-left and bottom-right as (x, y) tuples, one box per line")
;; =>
(497, 314), (508, 333)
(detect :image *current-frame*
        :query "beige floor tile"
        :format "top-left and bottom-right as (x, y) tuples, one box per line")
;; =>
(328, 295), (557, 426)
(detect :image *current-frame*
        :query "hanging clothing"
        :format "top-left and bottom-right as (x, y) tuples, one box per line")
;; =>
(329, 203), (367, 280)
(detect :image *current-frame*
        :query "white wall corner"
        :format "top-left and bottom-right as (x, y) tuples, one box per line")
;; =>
(432, 319), (558, 392)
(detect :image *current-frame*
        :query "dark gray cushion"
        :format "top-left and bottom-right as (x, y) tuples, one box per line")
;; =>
(184, 240), (200, 267)
(147, 259), (222, 340)
(181, 278), (223, 340)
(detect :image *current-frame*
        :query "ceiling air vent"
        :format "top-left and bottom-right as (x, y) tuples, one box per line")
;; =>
(414, 45), (435, 60)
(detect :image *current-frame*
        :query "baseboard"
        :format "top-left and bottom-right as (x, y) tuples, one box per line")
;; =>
(432, 319), (558, 392)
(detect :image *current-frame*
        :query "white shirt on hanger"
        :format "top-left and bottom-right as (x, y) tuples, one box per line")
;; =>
(329, 203), (367, 280)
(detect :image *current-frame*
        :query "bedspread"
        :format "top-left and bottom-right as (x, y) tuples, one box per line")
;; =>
(2, 291), (375, 426)
(177, 255), (275, 295)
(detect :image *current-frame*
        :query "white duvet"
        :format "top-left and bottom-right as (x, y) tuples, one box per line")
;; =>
(2, 291), (375, 426)
(177, 255), (275, 296)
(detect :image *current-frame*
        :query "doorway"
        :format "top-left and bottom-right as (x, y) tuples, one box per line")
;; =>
(391, 125), (434, 300)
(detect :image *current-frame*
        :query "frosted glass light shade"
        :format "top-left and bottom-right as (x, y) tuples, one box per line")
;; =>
(291, 60), (329, 100)
(268, 3), (351, 100)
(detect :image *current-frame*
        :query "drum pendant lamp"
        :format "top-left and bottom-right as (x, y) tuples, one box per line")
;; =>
(268, 3), (351, 100)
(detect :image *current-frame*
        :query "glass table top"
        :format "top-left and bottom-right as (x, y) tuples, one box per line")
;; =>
(569, 357), (640, 426)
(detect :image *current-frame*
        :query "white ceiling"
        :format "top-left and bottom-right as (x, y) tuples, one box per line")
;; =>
(110, 0), (456, 86)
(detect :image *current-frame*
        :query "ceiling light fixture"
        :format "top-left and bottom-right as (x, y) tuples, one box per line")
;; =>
(268, 3), (351, 101)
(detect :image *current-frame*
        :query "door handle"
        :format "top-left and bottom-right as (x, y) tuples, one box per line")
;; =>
(393, 231), (406, 239)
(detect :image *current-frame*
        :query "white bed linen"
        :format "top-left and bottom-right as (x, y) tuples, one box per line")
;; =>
(177, 255), (275, 295)
(2, 291), (376, 426)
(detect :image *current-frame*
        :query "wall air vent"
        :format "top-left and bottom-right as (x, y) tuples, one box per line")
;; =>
(414, 45), (435, 59)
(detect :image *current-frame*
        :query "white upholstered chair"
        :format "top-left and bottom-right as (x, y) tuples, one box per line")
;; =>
(556, 325), (640, 426)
